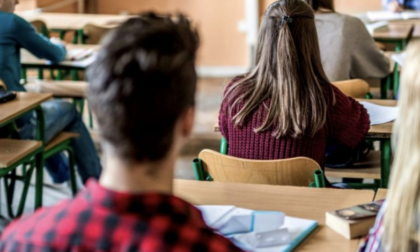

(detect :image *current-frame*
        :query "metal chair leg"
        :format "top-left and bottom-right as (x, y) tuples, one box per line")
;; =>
(67, 148), (78, 197)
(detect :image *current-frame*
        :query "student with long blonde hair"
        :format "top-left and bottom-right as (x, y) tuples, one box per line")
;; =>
(360, 40), (420, 252)
(218, 0), (370, 180)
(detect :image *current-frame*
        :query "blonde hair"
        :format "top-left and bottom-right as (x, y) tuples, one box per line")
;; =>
(383, 39), (420, 252)
(225, 0), (333, 138)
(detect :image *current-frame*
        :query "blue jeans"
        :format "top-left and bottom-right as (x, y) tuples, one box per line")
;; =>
(16, 100), (102, 184)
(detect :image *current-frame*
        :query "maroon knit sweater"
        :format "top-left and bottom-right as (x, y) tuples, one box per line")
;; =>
(218, 82), (370, 168)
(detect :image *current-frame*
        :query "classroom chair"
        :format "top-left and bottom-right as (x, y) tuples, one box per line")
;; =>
(0, 139), (43, 218)
(332, 79), (372, 99)
(193, 149), (326, 188)
(1, 82), (79, 217)
(80, 24), (114, 44)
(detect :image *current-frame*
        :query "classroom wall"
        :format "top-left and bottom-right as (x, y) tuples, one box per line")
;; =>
(95, 0), (248, 68)
(17, 0), (384, 71)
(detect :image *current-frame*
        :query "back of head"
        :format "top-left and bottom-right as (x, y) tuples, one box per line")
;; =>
(303, 0), (335, 11)
(88, 13), (199, 165)
(383, 39), (420, 252)
(226, 0), (331, 138)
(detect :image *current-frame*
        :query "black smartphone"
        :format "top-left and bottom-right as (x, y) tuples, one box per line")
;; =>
(0, 90), (17, 104)
(333, 200), (385, 221)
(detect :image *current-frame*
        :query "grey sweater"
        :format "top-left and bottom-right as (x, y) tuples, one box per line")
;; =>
(315, 12), (390, 82)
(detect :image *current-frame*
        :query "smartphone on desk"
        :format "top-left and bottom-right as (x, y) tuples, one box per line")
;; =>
(334, 200), (384, 221)
(0, 90), (17, 104)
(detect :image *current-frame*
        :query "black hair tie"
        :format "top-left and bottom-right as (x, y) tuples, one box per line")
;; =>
(280, 16), (293, 27)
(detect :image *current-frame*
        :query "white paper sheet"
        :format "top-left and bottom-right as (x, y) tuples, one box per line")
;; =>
(198, 205), (317, 252)
(359, 101), (398, 125)
(65, 48), (94, 61)
(391, 52), (406, 67)
(365, 21), (388, 35)
(367, 11), (420, 22)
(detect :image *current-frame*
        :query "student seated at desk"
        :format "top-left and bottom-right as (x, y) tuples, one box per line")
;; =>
(359, 41), (420, 252)
(219, 0), (370, 179)
(0, 13), (244, 252)
(384, 0), (420, 11)
(304, 0), (390, 81)
(0, 0), (101, 184)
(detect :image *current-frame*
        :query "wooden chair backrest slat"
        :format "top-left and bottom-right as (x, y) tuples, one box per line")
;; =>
(333, 79), (370, 99)
(198, 149), (321, 186)
(83, 24), (114, 44)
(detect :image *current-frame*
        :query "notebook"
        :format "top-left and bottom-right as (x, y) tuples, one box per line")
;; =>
(197, 205), (318, 252)
(359, 101), (398, 125)
(367, 11), (420, 22)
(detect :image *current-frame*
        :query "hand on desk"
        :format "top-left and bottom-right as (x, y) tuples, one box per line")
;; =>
(388, 1), (404, 12)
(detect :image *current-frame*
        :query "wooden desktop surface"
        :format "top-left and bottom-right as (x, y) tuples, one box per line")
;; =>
(0, 92), (52, 127)
(373, 23), (414, 41)
(374, 189), (388, 201)
(21, 44), (100, 70)
(18, 12), (134, 30)
(173, 179), (375, 252)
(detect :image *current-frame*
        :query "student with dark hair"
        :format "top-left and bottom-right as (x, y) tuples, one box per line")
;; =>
(219, 0), (370, 182)
(0, 0), (101, 184)
(304, 0), (390, 81)
(0, 13), (244, 252)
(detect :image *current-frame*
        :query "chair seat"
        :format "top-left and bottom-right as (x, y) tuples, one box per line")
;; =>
(25, 80), (87, 98)
(45, 132), (79, 152)
(325, 151), (381, 179)
(0, 139), (42, 168)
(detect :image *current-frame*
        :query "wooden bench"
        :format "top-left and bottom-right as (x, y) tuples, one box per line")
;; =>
(0, 139), (42, 168)
(325, 151), (381, 180)
(25, 80), (87, 98)
(45, 132), (79, 152)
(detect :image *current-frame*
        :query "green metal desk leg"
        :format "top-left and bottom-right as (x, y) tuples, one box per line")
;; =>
(380, 75), (391, 99)
(393, 63), (400, 98)
(72, 30), (79, 44)
(78, 29), (85, 44)
(34, 106), (45, 209)
(59, 30), (67, 40)
(380, 139), (392, 189)
(220, 137), (228, 155)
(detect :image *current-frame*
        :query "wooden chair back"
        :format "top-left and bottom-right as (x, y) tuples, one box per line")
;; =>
(30, 20), (49, 37)
(332, 79), (370, 99)
(83, 24), (114, 44)
(0, 79), (6, 90)
(198, 149), (321, 186)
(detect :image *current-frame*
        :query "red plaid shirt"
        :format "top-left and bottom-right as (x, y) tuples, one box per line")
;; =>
(0, 180), (244, 252)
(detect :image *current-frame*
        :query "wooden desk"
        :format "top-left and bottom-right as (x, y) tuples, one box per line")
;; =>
(21, 44), (99, 71)
(374, 189), (388, 201)
(18, 12), (134, 31)
(0, 92), (52, 128)
(373, 24), (414, 51)
(359, 99), (396, 139)
(174, 180), (375, 252)
(0, 92), (52, 209)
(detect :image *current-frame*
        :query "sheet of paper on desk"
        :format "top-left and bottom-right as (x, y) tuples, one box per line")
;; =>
(392, 52), (406, 67)
(197, 205), (318, 252)
(359, 101), (398, 125)
(66, 48), (94, 61)
(367, 11), (420, 22)
(365, 21), (388, 35)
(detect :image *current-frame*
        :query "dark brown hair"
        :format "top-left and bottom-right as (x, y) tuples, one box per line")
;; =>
(88, 13), (199, 163)
(304, 0), (335, 11)
(225, 0), (333, 138)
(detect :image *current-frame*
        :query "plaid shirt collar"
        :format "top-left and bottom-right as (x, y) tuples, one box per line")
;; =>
(84, 179), (206, 224)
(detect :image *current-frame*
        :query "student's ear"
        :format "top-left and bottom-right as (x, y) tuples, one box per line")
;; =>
(182, 107), (195, 138)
